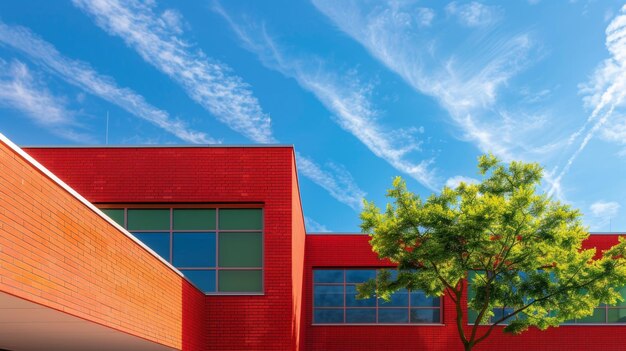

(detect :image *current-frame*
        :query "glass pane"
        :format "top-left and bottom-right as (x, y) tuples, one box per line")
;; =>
(314, 270), (343, 283)
(128, 209), (170, 230)
(101, 208), (124, 226)
(132, 232), (170, 261)
(468, 308), (479, 324)
(614, 286), (626, 307)
(492, 307), (515, 324)
(378, 308), (409, 323)
(314, 285), (344, 307)
(608, 308), (626, 323)
(346, 285), (375, 307)
(218, 270), (262, 292)
(346, 270), (376, 283)
(173, 232), (216, 267)
(173, 209), (215, 230)
(346, 309), (376, 323)
(218, 232), (262, 267)
(578, 308), (606, 323)
(219, 209), (262, 230)
(181, 269), (216, 293)
(314, 309), (343, 324)
(411, 308), (440, 323)
(411, 291), (440, 307)
(380, 289), (409, 307)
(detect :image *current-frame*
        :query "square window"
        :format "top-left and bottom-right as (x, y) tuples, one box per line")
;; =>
(132, 232), (170, 261)
(378, 308), (409, 323)
(181, 269), (215, 293)
(218, 270), (262, 292)
(218, 232), (262, 267)
(314, 285), (344, 307)
(101, 208), (124, 226)
(173, 232), (216, 267)
(313, 270), (343, 283)
(219, 209), (262, 230)
(128, 209), (170, 230)
(173, 209), (215, 230)
(346, 309), (376, 323)
(314, 309), (343, 324)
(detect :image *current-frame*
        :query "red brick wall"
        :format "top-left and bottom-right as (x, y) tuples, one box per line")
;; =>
(26, 146), (299, 350)
(0, 140), (201, 350)
(305, 234), (626, 351)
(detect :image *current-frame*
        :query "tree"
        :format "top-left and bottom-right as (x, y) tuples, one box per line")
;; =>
(359, 154), (626, 351)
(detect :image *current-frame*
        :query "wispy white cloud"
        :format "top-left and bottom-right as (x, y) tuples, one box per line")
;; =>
(0, 21), (215, 144)
(445, 175), (478, 188)
(296, 153), (366, 211)
(304, 216), (331, 233)
(215, 4), (439, 190)
(0, 59), (91, 142)
(588, 200), (620, 231)
(445, 1), (501, 27)
(72, 0), (366, 210)
(590, 201), (620, 217)
(549, 5), (626, 196)
(72, 0), (274, 143)
(311, 0), (548, 162)
(416, 8), (436, 28)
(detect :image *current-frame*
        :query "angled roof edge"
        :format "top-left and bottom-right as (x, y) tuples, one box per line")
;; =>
(0, 132), (184, 278)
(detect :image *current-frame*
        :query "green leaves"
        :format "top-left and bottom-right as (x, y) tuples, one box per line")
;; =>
(360, 154), (626, 349)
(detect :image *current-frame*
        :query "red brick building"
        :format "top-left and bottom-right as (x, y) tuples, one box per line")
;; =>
(1, 133), (625, 350)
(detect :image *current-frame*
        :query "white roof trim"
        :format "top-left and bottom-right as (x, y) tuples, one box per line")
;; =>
(0, 132), (184, 278)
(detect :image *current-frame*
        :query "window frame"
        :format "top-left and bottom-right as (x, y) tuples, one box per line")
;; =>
(99, 204), (264, 296)
(312, 268), (444, 326)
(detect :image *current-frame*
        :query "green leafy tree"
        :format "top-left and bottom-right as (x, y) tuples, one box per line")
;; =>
(359, 154), (626, 351)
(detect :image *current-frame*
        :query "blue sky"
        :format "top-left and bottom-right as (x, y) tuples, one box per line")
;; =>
(1, 0), (625, 233)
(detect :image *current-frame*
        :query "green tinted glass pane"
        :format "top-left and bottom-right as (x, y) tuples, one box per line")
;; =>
(101, 209), (124, 226)
(608, 308), (626, 323)
(614, 286), (626, 307)
(578, 308), (606, 323)
(218, 232), (262, 267)
(218, 270), (262, 292)
(219, 209), (262, 230)
(173, 209), (215, 230)
(127, 209), (170, 230)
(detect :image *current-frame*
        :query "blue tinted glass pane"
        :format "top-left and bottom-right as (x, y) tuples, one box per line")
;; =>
(379, 269), (398, 280)
(173, 232), (215, 267)
(410, 309), (440, 323)
(492, 307), (515, 324)
(380, 289), (409, 307)
(346, 309), (376, 323)
(608, 308), (626, 323)
(133, 232), (170, 261)
(314, 270), (343, 283)
(411, 291), (440, 307)
(181, 269), (215, 292)
(314, 285), (344, 307)
(468, 308), (479, 324)
(346, 270), (376, 283)
(378, 308), (409, 323)
(314, 309), (344, 323)
(346, 285), (375, 307)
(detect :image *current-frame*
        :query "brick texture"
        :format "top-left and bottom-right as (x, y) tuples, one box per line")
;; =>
(0, 140), (206, 350)
(305, 234), (626, 351)
(26, 146), (302, 351)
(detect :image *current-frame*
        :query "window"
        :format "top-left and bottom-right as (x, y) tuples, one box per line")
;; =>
(466, 271), (626, 325)
(563, 286), (626, 324)
(100, 207), (263, 294)
(313, 269), (441, 324)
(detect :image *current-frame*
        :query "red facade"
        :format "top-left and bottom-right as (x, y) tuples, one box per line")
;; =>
(2, 143), (623, 350)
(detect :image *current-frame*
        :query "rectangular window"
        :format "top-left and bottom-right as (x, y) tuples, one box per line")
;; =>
(467, 272), (626, 325)
(99, 206), (263, 294)
(312, 269), (442, 325)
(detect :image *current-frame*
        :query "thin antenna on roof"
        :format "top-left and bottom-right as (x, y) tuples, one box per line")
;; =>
(105, 111), (109, 145)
